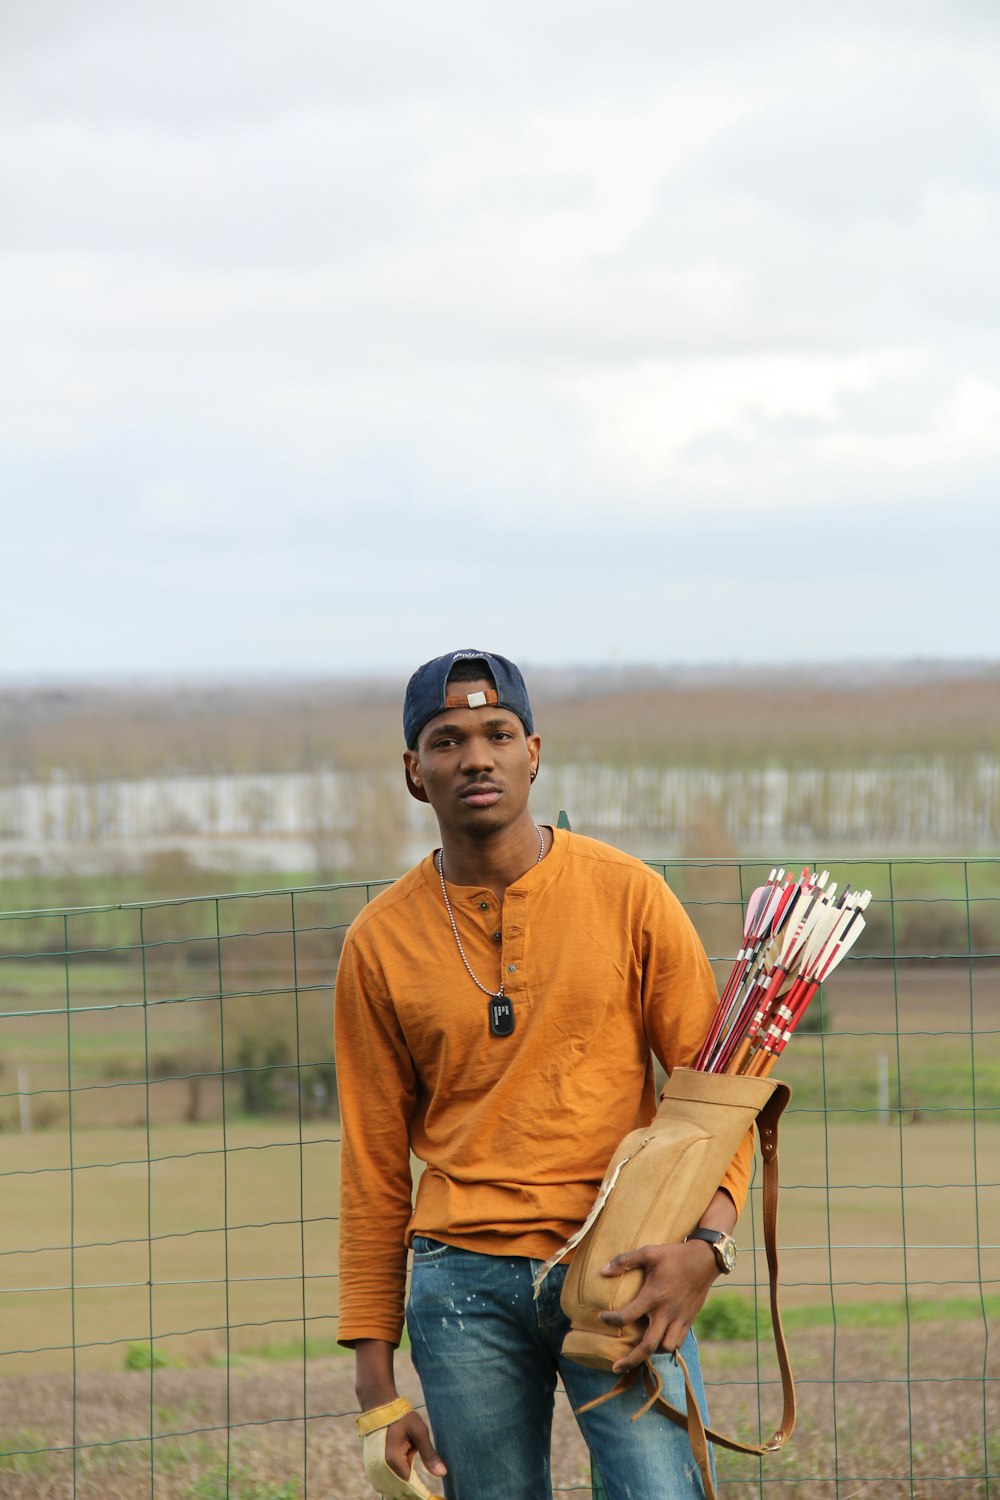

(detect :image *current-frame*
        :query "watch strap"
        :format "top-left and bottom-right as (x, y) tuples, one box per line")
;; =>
(686, 1227), (735, 1271)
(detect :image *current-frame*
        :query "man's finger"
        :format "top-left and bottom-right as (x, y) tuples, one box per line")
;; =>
(598, 1286), (662, 1328)
(413, 1421), (448, 1479)
(610, 1312), (670, 1373)
(385, 1415), (448, 1482)
(600, 1247), (654, 1277)
(362, 1424), (445, 1500)
(656, 1319), (691, 1360)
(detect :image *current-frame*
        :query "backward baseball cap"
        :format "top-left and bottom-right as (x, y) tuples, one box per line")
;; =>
(403, 649), (534, 751)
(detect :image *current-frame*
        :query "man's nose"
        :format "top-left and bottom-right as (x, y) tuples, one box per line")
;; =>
(460, 735), (495, 772)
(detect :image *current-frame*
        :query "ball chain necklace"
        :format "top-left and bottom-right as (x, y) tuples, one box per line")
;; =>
(437, 822), (545, 1037)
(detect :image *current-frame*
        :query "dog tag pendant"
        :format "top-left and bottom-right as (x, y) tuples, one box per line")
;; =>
(490, 997), (515, 1036)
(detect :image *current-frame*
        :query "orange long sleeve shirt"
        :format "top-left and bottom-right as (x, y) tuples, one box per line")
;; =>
(335, 829), (752, 1347)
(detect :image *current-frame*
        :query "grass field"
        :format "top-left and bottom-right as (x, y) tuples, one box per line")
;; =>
(3, 949), (998, 1132)
(1, 1113), (997, 1498)
(0, 1322), (996, 1498)
(2, 1112), (997, 1370)
(0, 1120), (338, 1376)
(4, 852), (1000, 954)
(2, 854), (998, 1495)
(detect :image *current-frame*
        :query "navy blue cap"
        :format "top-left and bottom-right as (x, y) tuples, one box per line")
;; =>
(403, 649), (534, 749)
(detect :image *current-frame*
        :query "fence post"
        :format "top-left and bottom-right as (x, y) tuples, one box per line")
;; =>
(17, 1064), (31, 1133)
(877, 1052), (890, 1124)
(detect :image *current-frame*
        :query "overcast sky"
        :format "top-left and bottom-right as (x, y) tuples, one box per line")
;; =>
(3, 1), (999, 677)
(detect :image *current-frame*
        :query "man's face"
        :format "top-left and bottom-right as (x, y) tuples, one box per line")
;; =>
(403, 677), (540, 836)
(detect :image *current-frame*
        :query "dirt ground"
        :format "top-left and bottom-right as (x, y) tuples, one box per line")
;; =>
(0, 1323), (995, 1499)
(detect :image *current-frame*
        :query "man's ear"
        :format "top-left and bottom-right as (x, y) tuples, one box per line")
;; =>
(527, 733), (541, 783)
(403, 749), (429, 805)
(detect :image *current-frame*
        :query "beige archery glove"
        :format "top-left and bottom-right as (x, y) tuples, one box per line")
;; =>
(354, 1398), (445, 1500)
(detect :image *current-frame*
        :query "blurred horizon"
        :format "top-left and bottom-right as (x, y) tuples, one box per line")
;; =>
(3, 660), (997, 893)
(4, 654), (999, 689)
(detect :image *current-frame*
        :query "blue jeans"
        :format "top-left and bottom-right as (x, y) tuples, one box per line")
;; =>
(406, 1238), (713, 1500)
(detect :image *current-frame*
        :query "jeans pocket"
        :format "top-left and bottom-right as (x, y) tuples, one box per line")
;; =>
(410, 1235), (453, 1260)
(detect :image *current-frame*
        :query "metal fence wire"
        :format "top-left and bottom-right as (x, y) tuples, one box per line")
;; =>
(0, 857), (997, 1498)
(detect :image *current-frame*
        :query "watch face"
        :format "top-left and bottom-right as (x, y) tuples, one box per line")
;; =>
(721, 1237), (737, 1273)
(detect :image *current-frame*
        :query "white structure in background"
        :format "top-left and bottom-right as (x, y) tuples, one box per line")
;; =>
(0, 757), (997, 875)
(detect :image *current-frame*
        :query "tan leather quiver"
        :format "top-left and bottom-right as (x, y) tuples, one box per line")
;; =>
(549, 1067), (795, 1500)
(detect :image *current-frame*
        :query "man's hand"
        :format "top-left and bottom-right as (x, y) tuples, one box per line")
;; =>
(380, 1408), (447, 1487)
(597, 1237), (719, 1374)
(355, 1338), (447, 1493)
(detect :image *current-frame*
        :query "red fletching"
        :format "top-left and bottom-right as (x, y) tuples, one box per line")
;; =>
(695, 871), (870, 1076)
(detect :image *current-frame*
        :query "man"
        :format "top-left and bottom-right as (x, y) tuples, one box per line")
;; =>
(336, 650), (752, 1500)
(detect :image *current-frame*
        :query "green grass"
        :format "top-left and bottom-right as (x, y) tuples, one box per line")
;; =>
(0, 1430), (51, 1475)
(1, 858), (996, 1135)
(785, 1292), (1000, 1330)
(0, 1120), (340, 1374)
(187, 1469), (300, 1500)
(4, 939), (997, 1130)
(774, 1037), (1000, 1117)
(0, 1419), (312, 1495)
(209, 1333), (354, 1367)
(123, 1341), (171, 1371)
(1, 1114), (996, 1376)
(696, 1293), (759, 1340)
(698, 1291), (1000, 1340)
(0, 868), (324, 923)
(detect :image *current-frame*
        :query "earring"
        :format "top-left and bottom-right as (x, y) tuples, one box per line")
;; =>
(530, 769), (537, 782)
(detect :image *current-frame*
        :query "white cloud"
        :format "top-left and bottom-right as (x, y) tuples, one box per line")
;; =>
(562, 350), (927, 503)
(814, 378), (1000, 474)
(1, 1), (999, 671)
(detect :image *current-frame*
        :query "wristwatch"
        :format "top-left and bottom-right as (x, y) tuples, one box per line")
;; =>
(686, 1227), (737, 1274)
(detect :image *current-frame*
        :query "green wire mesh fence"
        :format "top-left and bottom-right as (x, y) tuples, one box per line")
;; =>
(0, 857), (997, 1498)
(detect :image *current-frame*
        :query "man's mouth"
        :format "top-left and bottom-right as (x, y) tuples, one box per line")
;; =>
(460, 783), (502, 807)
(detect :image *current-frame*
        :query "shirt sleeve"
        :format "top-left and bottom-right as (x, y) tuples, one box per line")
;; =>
(639, 878), (755, 1217)
(335, 924), (417, 1347)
